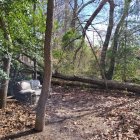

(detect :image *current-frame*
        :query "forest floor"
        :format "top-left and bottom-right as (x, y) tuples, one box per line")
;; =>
(0, 85), (140, 140)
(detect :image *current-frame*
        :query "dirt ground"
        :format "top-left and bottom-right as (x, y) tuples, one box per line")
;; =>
(0, 86), (140, 140)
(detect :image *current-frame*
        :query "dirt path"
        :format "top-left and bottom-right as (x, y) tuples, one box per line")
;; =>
(1, 86), (140, 139)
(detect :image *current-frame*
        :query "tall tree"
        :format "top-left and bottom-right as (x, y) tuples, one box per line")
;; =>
(106, 0), (131, 80)
(0, 16), (12, 109)
(35, 0), (54, 131)
(100, 0), (114, 78)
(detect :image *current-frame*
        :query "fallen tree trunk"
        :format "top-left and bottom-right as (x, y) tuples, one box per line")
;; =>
(51, 79), (100, 89)
(52, 73), (140, 93)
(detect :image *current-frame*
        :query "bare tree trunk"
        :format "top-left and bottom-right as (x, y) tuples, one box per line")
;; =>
(0, 57), (11, 108)
(122, 20), (127, 82)
(106, 0), (131, 80)
(64, 0), (69, 33)
(33, 1), (37, 80)
(68, 0), (78, 50)
(71, 0), (78, 29)
(35, 0), (54, 132)
(100, 0), (114, 78)
(33, 58), (37, 79)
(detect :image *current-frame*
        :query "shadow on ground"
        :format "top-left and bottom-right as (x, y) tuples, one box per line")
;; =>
(1, 86), (140, 139)
(1, 129), (39, 140)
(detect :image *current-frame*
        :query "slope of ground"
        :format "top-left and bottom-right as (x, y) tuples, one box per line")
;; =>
(0, 86), (140, 140)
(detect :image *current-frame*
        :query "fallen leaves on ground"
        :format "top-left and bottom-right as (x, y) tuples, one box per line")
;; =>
(0, 86), (140, 140)
(0, 101), (35, 138)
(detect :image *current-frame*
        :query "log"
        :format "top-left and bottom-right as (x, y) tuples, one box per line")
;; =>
(52, 73), (140, 93)
(51, 79), (100, 89)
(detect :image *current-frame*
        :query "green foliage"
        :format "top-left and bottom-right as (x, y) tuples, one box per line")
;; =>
(62, 29), (76, 41)
(0, 69), (8, 80)
(52, 48), (74, 74)
(113, 45), (140, 81)
(114, 59), (139, 81)
(54, 21), (60, 30)
(53, 49), (63, 59)
(62, 29), (80, 50)
(0, 0), (45, 67)
(52, 41), (100, 77)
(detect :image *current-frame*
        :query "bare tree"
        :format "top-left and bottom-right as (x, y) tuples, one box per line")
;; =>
(100, 0), (115, 78)
(35, 0), (54, 131)
(106, 0), (131, 80)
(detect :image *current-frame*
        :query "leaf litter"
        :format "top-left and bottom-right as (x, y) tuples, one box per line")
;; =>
(0, 86), (140, 140)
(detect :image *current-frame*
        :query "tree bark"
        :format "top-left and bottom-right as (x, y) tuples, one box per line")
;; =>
(33, 58), (37, 79)
(52, 73), (140, 93)
(35, 0), (54, 132)
(33, 1), (37, 80)
(71, 0), (78, 29)
(106, 0), (131, 80)
(64, 0), (69, 33)
(52, 79), (99, 88)
(100, 0), (114, 77)
(68, 0), (78, 50)
(0, 57), (11, 108)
